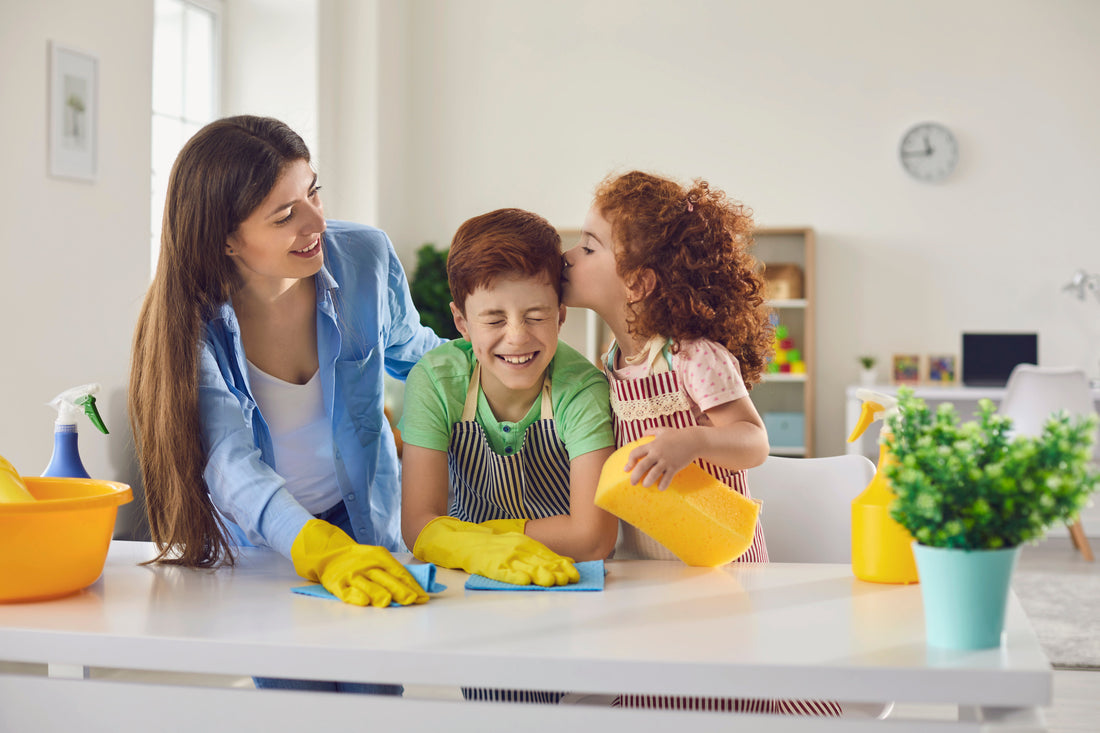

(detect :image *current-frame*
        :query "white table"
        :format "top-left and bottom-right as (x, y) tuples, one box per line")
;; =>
(845, 383), (1100, 459)
(0, 541), (1052, 732)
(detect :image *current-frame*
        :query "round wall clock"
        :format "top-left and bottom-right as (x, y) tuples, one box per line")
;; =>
(899, 122), (958, 182)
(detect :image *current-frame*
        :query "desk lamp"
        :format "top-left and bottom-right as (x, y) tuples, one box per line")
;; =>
(1061, 269), (1100, 302)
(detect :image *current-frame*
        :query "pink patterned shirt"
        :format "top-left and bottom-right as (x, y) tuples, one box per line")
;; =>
(610, 338), (749, 425)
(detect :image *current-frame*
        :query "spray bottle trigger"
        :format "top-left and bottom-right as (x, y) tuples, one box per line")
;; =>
(76, 395), (109, 435)
(847, 400), (885, 442)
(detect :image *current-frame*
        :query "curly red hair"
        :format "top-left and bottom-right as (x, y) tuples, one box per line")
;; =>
(594, 170), (774, 386)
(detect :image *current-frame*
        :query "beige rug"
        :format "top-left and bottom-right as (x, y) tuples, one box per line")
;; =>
(1012, 569), (1100, 669)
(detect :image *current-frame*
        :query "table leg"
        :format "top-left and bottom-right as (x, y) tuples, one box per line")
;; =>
(960, 704), (1047, 731)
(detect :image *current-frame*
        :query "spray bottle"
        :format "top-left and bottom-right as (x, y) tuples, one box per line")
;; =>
(847, 389), (919, 584)
(43, 384), (110, 479)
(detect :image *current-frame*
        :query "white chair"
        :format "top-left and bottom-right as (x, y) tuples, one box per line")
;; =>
(746, 454), (875, 563)
(745, 453), (889, 720)
(999, 364), (1096, 561)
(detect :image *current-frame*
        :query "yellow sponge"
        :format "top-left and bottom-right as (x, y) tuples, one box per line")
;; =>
(595, 438), (760, 567)
(0, 453), (35, 503)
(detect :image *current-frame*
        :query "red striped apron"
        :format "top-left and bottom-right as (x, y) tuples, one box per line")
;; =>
(606, 340), (840, 717)
(606, 339), (767, 563)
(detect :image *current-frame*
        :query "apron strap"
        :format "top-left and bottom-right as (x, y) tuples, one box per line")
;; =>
(460, 362), (554, 422)
(608, 337), (673, 375)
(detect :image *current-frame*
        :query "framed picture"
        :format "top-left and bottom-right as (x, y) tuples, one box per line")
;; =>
(927, 354), (957, 384)
(892, 354), (921, 384)
(49, 42), (98, 182)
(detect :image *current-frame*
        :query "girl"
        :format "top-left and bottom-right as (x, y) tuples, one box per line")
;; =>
(563, 171), (840, 717)
(563, 169), (772, 563)
(129, 116), (442, 690)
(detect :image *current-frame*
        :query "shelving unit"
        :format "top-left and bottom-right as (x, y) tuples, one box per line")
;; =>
(555, 225), (817, 458)
(752, 227), (815, 457)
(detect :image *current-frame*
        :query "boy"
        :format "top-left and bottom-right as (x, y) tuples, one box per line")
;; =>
(400, 208), (617, 586)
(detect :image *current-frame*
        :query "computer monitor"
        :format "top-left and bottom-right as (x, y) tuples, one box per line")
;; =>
(961, 333), (1038, 387)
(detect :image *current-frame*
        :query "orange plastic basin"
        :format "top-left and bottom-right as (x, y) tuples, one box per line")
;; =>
(0, 477), (132, 603)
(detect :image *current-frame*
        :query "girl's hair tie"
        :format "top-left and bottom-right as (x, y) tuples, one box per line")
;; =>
(686, 200), (694, 213)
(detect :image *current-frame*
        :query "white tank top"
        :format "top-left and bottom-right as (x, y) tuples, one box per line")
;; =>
(246, 360), (341, 514)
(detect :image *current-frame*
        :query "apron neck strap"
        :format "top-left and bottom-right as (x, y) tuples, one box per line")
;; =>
(461, 362), (553, 422)
(609, 336), (672, 375)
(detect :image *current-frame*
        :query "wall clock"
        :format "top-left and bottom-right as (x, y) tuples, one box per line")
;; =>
(899, 122), (958, 182)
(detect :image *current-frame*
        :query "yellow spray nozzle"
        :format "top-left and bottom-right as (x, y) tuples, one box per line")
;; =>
(848, 388), (899, 442)
(847, 400), (885, 442)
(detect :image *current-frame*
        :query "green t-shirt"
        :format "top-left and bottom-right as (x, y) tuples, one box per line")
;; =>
(398, 339), (614, 459)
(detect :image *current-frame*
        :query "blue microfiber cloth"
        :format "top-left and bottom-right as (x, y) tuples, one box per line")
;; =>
(291, 563), (446, 605)
(464, 560), (605, 591)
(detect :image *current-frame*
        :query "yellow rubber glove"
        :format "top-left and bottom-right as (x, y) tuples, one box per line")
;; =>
(478, 518), (527, 534)
(0, 454), (35, 503)
(290, 519), (428, 607)
(413, 516), (578, 587)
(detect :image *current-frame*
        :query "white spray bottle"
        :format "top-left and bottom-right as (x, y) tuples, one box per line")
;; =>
(43, 383), (110, 478)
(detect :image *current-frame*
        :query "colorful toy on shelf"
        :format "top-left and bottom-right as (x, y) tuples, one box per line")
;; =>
(767, 319), (806, 375)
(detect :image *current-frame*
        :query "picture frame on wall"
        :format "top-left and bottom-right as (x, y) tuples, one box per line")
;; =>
(927, 354), (958, 384)
(49, 42), (98, 182)
(892, 354), (921, 384)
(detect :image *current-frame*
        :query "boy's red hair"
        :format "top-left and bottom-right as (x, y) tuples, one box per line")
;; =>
(448, 208), (563, 313)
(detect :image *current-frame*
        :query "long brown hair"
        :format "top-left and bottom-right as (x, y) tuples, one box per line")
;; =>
(129, 116), (311, 567)
(594, 170), (774, 386)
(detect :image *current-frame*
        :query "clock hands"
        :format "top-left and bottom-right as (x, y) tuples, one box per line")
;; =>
(902, 133), (935, 158)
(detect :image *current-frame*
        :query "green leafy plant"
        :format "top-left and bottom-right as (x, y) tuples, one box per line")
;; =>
(409, 243), (459, 339)
(858, 355), (876, 369)
(883, 387), (1099, 550)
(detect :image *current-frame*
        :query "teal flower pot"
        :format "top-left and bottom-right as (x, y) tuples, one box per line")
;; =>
(911, 543), (1021, 650)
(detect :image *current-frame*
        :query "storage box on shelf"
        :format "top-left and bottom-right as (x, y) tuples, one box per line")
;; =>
(754, 227), (815, 457)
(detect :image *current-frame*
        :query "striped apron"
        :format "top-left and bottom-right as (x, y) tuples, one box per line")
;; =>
(447, 363), (571, 523)
(606, 339), (768, 563)
(451, 362), (569, 706)
(606, 340), (840, 717)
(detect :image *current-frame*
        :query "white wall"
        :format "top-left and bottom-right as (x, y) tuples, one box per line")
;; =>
(0, 0), (153, 534)
(223, 0), (319, 157)
(342, 0), (1100, 463)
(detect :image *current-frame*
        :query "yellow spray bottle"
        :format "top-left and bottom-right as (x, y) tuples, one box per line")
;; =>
(847, 389), (919, 584)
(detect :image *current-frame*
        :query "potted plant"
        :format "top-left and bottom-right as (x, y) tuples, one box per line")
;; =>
(409, 243), (459, 339)
(857, 355), (877, 386)
(883, 387), (1098, 649)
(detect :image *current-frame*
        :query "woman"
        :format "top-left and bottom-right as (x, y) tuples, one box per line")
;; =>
(129, 116), (443, 621)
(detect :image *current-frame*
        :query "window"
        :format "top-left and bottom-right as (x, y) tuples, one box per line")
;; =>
(151, 0), (222, 276)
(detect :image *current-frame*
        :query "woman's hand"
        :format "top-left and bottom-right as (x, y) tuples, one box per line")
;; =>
(291, 519), (428, 606)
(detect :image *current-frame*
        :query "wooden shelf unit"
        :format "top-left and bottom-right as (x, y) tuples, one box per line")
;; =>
(753, 227), (815, 457)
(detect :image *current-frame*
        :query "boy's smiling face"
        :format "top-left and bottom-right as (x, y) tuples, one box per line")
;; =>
(452, 274), (566, 418)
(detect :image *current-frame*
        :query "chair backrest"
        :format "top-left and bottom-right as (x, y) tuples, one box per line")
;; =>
(745, 454), (876, 563)
(999, 365), (1098, 443)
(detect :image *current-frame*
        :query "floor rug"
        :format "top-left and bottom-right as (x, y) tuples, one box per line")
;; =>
(1012, 569), (1100, 669)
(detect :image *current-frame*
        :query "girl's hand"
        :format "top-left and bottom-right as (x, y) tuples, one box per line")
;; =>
(625, 427), (701, 490)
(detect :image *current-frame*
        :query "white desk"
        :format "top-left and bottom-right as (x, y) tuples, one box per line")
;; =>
(0, 541), (1052, 732)
(845, 383), (1100, 459)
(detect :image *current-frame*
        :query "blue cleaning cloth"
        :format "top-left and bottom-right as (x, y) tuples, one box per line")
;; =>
(464, 560), (605, 591)
(291, 562), (446, 605)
